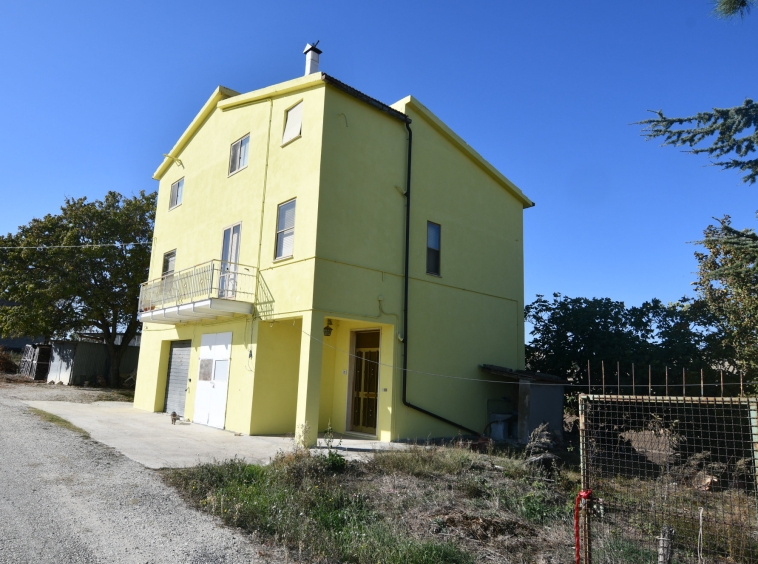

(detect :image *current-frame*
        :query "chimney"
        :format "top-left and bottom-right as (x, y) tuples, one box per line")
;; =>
(303, 42), (322, 75)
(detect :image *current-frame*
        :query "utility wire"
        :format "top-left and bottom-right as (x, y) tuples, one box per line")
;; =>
(0, 243), (150, 250)
(142, 317), (751, 390)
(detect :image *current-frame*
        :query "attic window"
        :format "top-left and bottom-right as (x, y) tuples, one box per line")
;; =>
(169, 178), (184, 209)
(228, 134), (250, 176)
(282, 102), (303, 146)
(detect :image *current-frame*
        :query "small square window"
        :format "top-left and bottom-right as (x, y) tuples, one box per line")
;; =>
(426, 222), (441, 276)
(229, 134), (250, 175)
(162, 250), (176, 276)
(169, 179), (183, 209)
(282, 102), (303, 145)
(275, 199), (296, 259)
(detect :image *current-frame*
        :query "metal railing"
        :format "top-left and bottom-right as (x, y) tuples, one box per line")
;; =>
(138, 259), (256, 312)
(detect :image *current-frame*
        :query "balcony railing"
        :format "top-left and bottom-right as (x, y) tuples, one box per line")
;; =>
(138, 259), (256, 313)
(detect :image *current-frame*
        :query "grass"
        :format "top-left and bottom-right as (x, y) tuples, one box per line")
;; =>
(165, 441), (580, 563)
(28, 407), (90, 438)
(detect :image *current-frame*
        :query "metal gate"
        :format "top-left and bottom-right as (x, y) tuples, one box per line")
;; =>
(579, 395), (758, 563)
(164, 341), (191, 417)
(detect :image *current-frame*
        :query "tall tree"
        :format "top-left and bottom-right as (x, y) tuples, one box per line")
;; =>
(525, 293), (729, 390)
(638, 1), (756, 183)
(639, 99), (758, 184)
(0, 191), (155, 387)
(694, 215), (758, 375)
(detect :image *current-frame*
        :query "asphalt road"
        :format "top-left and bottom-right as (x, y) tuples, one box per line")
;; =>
(0, 382), (280, 564)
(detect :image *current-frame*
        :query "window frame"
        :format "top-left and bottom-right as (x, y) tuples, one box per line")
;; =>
(281, 100), (304, 147)
(426, 221), (441, 277)
(228, 134), (250, 177)
(168, 178), (184, 210)
(162, 249), (177, 277)
(274, 198), (297, 261)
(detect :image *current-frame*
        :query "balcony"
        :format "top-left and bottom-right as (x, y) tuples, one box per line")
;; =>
(138, 260), (256, 324)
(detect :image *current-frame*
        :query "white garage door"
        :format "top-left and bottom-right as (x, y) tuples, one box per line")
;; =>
(193, 332), (232, 429)
(165, 340), (191, 417)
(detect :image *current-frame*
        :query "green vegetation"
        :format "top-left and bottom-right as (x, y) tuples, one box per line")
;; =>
(0, 191), (155, 388)
(165, 442), (580, 563)
(28, 407), (89, 437)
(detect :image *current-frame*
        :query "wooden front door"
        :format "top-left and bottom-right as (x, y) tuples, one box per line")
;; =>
(351, 331), (380, 434)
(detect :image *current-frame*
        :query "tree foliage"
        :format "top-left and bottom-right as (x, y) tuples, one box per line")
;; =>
(525, 293), (733, 390)
(694, 215), (758, 374)
(639, 99), (758, 184)
(714, 0), (756, 18)
(0, 191), (155, 387)
(638, 1), (757, 183)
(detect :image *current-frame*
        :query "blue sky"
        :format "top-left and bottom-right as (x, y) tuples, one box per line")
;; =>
(0, 0), (755, 314)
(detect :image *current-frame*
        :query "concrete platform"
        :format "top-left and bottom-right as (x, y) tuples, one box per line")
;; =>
(25, 401), (403, 469)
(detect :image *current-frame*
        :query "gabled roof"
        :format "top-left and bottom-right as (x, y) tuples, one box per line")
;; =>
(152, 75), (536, 209)
(393, 96), (534, 208)
(153, 86), (239, 180)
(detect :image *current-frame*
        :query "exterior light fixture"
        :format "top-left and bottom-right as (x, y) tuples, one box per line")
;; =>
(323, 319), (333, 337)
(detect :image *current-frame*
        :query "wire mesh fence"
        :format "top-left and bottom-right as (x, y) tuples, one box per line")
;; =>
(579, 394), (758, 563)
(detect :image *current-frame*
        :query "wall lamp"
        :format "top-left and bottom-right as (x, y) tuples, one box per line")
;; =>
(323, 319), (333, 337)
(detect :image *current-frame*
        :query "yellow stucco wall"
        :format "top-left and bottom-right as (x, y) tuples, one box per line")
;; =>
(135, 74), (530, 443)
(135, 78), (326, 420)
(249, 318), (301, 434)
(313, 86), (527, 440)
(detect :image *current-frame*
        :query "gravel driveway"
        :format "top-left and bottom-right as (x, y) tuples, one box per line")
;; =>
(0, 380), (281, 564)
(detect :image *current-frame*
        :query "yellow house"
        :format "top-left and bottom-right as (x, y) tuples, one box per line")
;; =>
(134, 46), (535, 445)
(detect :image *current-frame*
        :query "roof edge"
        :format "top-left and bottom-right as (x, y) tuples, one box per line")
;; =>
(392, 96), (535, 209)
(153, 85), (239, 180)
(216, 72), (326, 112)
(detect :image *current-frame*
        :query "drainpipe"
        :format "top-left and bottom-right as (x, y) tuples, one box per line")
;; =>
(253, 98), (274, 316)
(399, 121), (481, 438)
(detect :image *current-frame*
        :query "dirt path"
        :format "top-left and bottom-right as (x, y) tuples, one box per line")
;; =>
(0, 382), (282, 564)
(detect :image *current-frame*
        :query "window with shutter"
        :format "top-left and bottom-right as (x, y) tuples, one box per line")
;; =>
(228, 134), (250, 175)
(426, 222), (441, 276)
(162, 250), (176, 276)
(282, 102), (303, 146)
(275, 199), (296, 259)
(169, 178), (184, 209)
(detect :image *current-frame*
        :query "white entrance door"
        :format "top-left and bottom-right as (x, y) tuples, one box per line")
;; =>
(193, 332), (232, 429)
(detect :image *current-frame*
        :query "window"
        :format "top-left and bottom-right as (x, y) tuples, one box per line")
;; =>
(228, 134), (250, 175)
(169, 178), (184, 209)
(426, 222), (441, 276)
(281, 102), (303, 145)
(275, 199), (296, 259)
(162, 250), (176, 276)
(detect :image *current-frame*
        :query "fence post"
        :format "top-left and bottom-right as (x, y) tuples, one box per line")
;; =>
(665, 366), (669, 396)
(617, 361), (620, 396)
(602, 361), (605, 395)
(587, 360), (591, 396)
(579, 396), (592, 564)
(632, 363), (635, 396)
(658, 526), (675, 563)
(682, 367), (686, 397)
(700, 369), (704, 397)
(649, 365), (652, 396)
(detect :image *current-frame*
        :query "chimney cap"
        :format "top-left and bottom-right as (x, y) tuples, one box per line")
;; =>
(303, 41), (322, 55)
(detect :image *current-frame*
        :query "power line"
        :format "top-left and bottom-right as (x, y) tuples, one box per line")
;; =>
(143, 316), (751, 390)
(0, 243), (150, 250)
